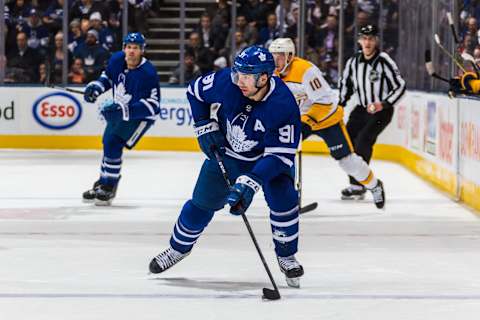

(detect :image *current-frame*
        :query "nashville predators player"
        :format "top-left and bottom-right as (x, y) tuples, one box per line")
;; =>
(269, 38), (386, 209)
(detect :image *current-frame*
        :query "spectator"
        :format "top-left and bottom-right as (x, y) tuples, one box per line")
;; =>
(209, 0), (230, 30)
(275, 0), (297, 34)
(7, 0), (32, 27)
(48, 31), (72, 84)
(89, 12), (115, 51)
(225, 14), (259, 49)
(18, 8), (50, 57)
(195, 13), (214, 50)
(80, 18), (90, 35)
(6, 31), (41, 83)
(240, 0), (269, 29)
(474, 46), (480, 66)
(70, 0), (107, 22)
(229, 30), (248, 65)
(73, 29), (110, 82)
(39, 62), (48, 84)
(68, 19), (85, 54)
(186, 31), (214, 74)
(286, 5), (316, 49)
(42, 0), (64, 33)
(259, 12), (281, 47)
(308, 0), (333, 26)
(168, 50), (201, 84)
(104, 13), (122, 52)
(68, 58), (86, 84)
(316, 15), (338, 58)
(128, 0), (152, 35)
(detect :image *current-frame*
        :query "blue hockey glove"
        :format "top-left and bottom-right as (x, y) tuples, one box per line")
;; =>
(194, 119), (227, 158)
(84, 82), (103, 103)
(227, 174), (262, 215)
(101, 103), (123, 122)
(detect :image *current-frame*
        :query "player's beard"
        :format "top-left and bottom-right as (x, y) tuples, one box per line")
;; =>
(126, 55), (141, 69)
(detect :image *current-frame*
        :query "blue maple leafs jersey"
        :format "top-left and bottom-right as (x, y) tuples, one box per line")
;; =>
(93, 51), (161, 121)
(187, 68), (301, 183)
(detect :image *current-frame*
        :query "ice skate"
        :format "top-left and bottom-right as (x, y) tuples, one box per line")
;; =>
(149, 247), (190, 274)
(370, 179), (385, 209)
(94, 184), (118, 206)
(277, 255), (304, 288)
(82, 180), (101, 203)
(341, 185), (366, 200)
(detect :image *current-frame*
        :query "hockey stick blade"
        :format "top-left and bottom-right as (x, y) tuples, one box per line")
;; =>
(300, 202), (318, 214)
(447, 12), (460, 44)
(262, 287), (281, 301)
(425, 50), (435, 75)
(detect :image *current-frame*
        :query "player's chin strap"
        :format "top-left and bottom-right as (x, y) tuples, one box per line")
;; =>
(278, 53), (294, 76)
(254, 73), (271, 94)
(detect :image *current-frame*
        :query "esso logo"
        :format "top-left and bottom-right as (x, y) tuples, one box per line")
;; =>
(33, 92), (82, 130)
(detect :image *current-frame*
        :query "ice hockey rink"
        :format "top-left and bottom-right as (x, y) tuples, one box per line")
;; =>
(0, 150), (479, 320)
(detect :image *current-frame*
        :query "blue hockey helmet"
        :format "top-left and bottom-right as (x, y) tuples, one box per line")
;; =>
(123, 32), (146, 51)
(231, 46), (275, 85)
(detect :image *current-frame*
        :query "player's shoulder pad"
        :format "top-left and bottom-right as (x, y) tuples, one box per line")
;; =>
(286, 57), (315, 83)
(109, 51), (126, 64)
(140, 59), (160, 79)
(268, 77), (300, 115)
(188, 68), (233, 100)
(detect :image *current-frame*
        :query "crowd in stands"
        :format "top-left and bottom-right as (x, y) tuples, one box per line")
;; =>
(2, 0), (156, 83)
(169, 0), (400, 87)
(459, 0), (480, 67)
(2, 0), (401, 86)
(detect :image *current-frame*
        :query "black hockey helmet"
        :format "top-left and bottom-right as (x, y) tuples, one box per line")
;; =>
(358, 24), (378, 37)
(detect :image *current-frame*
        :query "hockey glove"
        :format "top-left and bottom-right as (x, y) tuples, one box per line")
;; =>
(227, 174), (262, 215)
(84, 82), (103, 103)
(101, 103), (123, 122)
(194, 119), (227, 159)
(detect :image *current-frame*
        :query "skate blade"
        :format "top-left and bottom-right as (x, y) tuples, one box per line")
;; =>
(286, 277), (300, 288)
(94, 199), (112, 206)
(82, 198), (95, 203)
(341, 194), (365, 200)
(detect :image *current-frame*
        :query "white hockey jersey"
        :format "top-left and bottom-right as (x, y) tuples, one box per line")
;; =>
(277, 57), (343, 130)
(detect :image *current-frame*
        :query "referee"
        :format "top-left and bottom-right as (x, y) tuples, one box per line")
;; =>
(338, 24), (406, 200)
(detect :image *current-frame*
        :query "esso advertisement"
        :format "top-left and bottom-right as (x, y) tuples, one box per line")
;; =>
(32, 92), (82, 130)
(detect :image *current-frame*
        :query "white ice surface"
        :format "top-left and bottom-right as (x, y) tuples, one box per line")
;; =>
(0, 150), (479, 320)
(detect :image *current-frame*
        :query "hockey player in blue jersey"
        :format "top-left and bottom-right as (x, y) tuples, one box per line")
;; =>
(82, 32), (160, 205)
(149, 46), (304, 288)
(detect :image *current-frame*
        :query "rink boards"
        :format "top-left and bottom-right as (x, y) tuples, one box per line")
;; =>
(0, 86), (478, 212)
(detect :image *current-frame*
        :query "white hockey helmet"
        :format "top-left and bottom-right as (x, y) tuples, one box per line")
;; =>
(269, 38), (296, 56)
(268, 38), (296, 74)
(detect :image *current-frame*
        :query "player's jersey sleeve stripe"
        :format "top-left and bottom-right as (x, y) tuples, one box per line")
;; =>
(140, 99), (156, 115)
(264, 147), (297, 154)
(92, 80), (105, 92)
(146, 97), (160, 107)
(193, 77), (204, 102)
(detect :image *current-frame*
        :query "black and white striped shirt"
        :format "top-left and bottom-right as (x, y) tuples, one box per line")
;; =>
(338, 51), (406, 109)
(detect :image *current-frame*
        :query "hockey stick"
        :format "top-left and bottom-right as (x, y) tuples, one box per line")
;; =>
(447, 12), (460, 44)
(446, 12), (480, 76)
(425, 49), (450, 83)
(297, 148), (318, 215)
(434, 34), (466, 72)
(212, 149), (281, 301)
(48, 84), (85, 95)
(461, 51), (480, 74)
